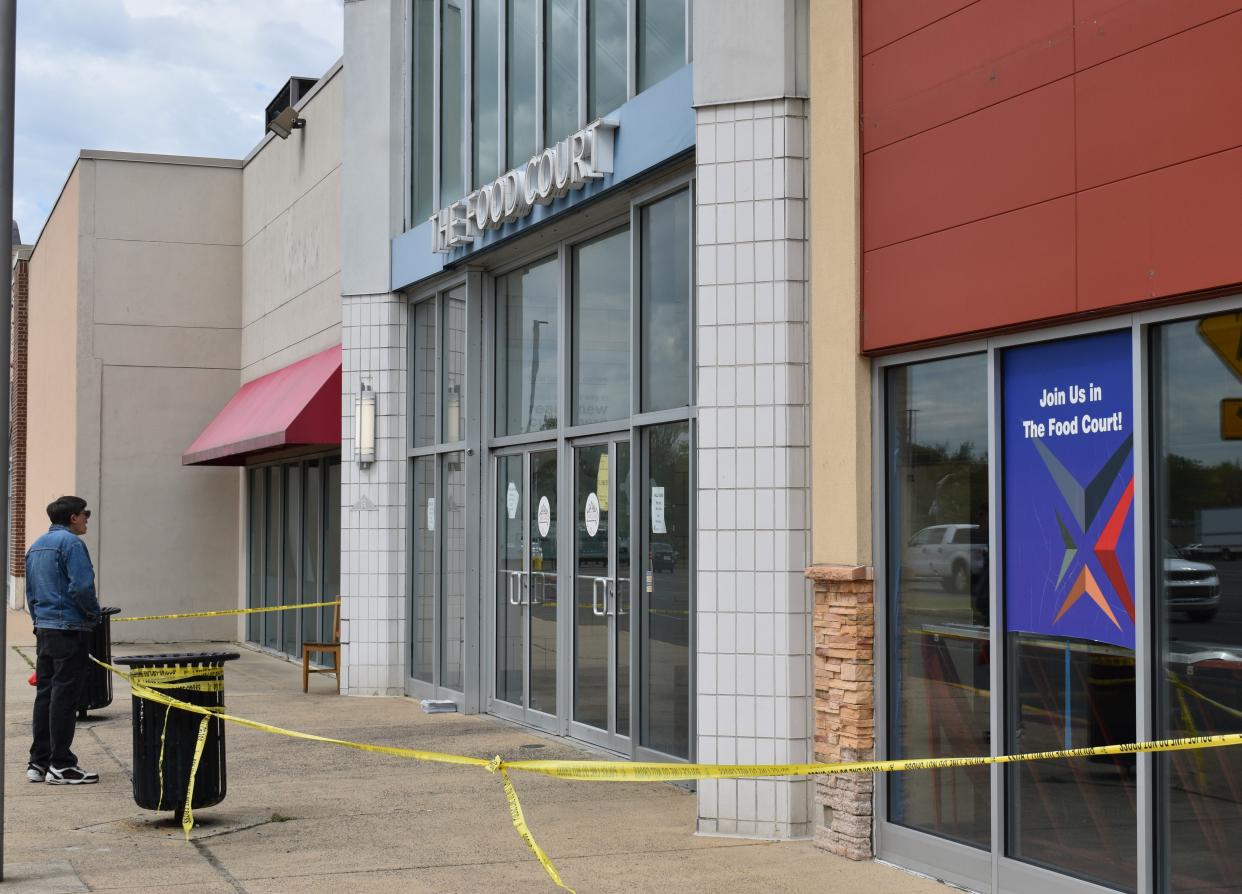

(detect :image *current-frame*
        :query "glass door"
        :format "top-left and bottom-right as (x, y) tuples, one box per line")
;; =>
(571, 439), (631, 751)
(492, 448), (560, 730)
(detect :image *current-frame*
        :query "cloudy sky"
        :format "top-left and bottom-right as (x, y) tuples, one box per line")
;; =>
(15, 0), (343, 243)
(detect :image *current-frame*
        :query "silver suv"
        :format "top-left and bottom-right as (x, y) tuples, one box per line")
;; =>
(903, 524), (986, 593)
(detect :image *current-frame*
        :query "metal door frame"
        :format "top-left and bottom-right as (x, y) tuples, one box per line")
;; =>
(487, 444), (561, 733)
(567, 434), (635, 754)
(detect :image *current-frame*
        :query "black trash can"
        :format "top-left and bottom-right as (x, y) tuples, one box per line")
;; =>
(116, 652), (239, 813)
(77, 606), (122, 719)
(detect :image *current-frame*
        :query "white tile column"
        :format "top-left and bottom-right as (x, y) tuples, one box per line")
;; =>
(695, 98), (814, 838)
(341, 292), (408, 696)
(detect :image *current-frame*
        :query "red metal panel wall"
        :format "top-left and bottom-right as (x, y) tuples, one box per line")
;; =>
(861, 1), (1242, 352)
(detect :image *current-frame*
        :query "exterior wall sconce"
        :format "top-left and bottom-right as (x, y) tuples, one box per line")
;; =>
(354, 380), (376, 468)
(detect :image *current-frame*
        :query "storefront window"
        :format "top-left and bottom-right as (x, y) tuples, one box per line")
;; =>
(247, 467), (264, 644)
(440, 0), (466, 206)
(637, 0), (685, 92)
(544, 0), (578, 146)
(886, 354), (990, 848)
(412, 455), (436, 683)
(588, 0), (627, 120)
(440, 451), (467, 689)
(300, 461), (321, 649)
(245, 457), (341, 661)
(1002, 331), (1136, 890)
(573, 227), (630, 424)
(324, 460), (341, 640)
(473, 0), (501, 187)
(413, 297), (437, 448)
(283, 466), (300, 656)
(496, 256), (559, 435)
(507, 0), (537, 168)
(265, 469), (281, 650)
(640, 189), (691, 412)
(412, 0), (435, 221)
(444, 287), (467, 442)
(641, 421), (691, 757)
(1153, 311), (1242, 892)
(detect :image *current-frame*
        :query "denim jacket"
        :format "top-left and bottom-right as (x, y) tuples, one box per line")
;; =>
(26, 525), (100, 631)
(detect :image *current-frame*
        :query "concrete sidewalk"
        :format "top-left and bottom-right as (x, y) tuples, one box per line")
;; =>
(3, 612), (949, 893)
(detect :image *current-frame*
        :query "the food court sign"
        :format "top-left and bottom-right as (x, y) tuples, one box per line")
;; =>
(430, 118), (618, 254)
(1003, 330), (1135, 650)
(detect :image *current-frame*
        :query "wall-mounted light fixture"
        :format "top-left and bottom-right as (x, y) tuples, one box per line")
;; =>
(354, 380), (376, 468)
(267, 105), (305, 140)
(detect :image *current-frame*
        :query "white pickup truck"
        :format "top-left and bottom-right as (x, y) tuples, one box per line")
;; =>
(903, 524), (986, 593)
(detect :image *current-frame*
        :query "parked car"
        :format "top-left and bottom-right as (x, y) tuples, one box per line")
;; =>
(903, 524), (985, 593)
(1164, 542), (1220, 621)
(651, 542), (677, 572)
(1181, 542), (1229, 560)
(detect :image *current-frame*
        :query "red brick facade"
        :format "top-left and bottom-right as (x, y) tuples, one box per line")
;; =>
(808, 563), (875, 860)
(10, 253), (27, 577)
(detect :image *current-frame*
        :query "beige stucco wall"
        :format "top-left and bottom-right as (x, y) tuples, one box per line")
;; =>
(25, 167), (81, 554)
(808, 0), (870, 567)
(72, 154), (243, 641)
(241, 63), (343, 383)
(26, 153), (245, 640)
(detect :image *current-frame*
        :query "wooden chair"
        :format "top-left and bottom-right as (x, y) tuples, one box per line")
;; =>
(302, 601), (341, 693)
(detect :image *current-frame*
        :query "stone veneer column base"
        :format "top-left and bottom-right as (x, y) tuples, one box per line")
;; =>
(807, 563), (875, 860)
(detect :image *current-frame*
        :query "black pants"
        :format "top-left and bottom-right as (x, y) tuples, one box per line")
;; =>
(30, 629), (90, 770)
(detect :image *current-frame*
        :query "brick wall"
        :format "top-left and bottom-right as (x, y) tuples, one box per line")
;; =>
(10, 255), (27, 577)
(808, 563), (875, 860)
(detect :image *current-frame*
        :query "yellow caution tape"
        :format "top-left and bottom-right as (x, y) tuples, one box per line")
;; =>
(95, 656), (1242, 892)
(113, 600), (340, 623)
(488, 757), (576, 893)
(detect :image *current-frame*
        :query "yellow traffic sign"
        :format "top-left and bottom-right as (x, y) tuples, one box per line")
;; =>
(1199, 312), (1242, 382)
(1222, 399), (1242, 440)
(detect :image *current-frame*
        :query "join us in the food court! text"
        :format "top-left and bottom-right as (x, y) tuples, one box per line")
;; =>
(1021, 382), (1125, 438)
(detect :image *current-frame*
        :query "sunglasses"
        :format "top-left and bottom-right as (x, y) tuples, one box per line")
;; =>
(78, 510), (91, 519)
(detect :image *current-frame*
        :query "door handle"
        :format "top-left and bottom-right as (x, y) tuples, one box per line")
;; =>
(508, 572), (521, 606)
(592, 578), (606, 617)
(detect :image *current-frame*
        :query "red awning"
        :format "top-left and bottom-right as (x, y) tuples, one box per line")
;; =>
(183, 345), (341, 466)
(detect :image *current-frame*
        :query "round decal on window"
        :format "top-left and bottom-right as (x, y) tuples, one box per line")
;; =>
(584, 492), (600, 537)
(537, 496), (552, 538)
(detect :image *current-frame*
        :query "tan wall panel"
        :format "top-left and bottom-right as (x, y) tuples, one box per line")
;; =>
(808, 0), (871, 566)
(93, 324), (240, 370)
(26, 166), (81, 550)
(241, 170), (341, 327)
(241, 69), (342, 377)
(242, 69), (343, 245)
(98, 364), (239, 641)
(93, 238), (241, 329)
(92, 160), (241, 246)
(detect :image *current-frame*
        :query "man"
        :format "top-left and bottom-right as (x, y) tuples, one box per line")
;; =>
(26, 496), (100, 784)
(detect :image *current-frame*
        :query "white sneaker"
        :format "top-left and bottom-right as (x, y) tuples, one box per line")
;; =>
(46, 765), (98, 785)
(25, 763), (45, 783)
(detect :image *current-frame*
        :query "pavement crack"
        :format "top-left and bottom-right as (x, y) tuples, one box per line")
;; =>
(86, 727), (132, 782)
(191, 839), (249, 893)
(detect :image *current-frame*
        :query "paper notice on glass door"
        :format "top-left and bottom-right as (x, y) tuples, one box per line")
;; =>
(506, 481), (519, 519)
(651, 486), (666, 534)
(426, 497), (436, 532)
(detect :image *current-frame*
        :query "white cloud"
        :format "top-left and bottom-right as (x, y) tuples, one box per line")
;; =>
(15, 0), (343, 243)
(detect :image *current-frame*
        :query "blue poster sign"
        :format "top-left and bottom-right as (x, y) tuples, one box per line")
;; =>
(1003, 331), (1135, 650)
